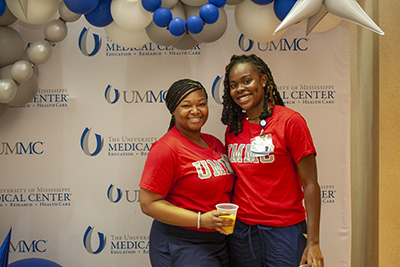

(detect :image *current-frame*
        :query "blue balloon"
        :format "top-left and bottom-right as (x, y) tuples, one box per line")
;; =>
(85, 0), (113, 27)
(8, 258), (62, 267)
(208, 0), (227, 8)
(199, 4), (219, 24)
(64, 0), (99, 15)
(186, 15), (204, 34)
(0, 0), (6, 17)
(251, 0), (274, 5)
(141, 0), (162, 12)
(168, 17), (186, 37)
(274, 0), (297, 21)
(153, 7), (173, 28)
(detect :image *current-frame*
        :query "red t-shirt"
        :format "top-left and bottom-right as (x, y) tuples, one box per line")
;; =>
(225, 105), (316, 227)
(140, 126), (236, 231)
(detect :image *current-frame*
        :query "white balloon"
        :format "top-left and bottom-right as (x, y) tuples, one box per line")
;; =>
(235, 0), (286, 43)
(189, 8), (228, 43)
(44, 19), (68, 43)
(7, 74), (39, 106)
(0, 79), (17, 103)
(5, 0), (59, 24)
(324, 0), (384, 35)
(59, 0), (81, 22)
(27, 40), (53, 65)
(111, 0), (152, 31)
(274, 0), (323, 35)
(105, 22), (150, 48)
(180, 0), (207, 7)
(19, 52), (39, 77)
(11, 60), (33, 83)
(0, 65), (39, 106)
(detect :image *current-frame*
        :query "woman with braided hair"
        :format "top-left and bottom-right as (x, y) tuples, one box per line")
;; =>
(221, 54), (324, 267)
(140, 78), (235, 266)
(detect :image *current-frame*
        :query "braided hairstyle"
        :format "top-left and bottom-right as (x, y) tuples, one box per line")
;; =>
(221, 54), (284, 136)
(165, 78), (208, 131)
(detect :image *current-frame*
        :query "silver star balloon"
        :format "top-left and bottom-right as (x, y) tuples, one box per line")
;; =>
(274, 0), (384, 36)
(17, 0), (28, 20)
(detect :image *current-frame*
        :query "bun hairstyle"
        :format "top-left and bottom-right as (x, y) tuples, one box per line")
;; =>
(165, 79), (208, 131)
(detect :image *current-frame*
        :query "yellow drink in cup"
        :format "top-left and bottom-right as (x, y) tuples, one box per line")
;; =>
(216, 203), (239, 234)
(219, 214), (236, 234)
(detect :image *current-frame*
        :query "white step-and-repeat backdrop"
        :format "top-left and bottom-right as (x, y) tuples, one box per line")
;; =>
(0, 5), (350, 267)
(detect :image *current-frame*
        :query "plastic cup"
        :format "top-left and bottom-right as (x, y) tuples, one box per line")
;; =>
(215, 203), (239, 234)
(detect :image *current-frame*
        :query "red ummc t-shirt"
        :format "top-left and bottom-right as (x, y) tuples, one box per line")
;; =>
(139, 126), (235, 231)
(225, 105), (316, 227)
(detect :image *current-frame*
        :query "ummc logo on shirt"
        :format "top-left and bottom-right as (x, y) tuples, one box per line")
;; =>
(228, 144), (275, 164)
(192, 155), (234, 179)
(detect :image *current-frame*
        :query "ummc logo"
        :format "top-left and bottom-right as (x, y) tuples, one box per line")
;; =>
(80, 127), (104, 156)
(104, 85), (167, 104)
(107, 184), (140, 203)
(0, 142), (44, 155)
(211, 76), (223, 105)
(105, 85), (120, 104)
(79, 27), (102, 57)
(238, 34), (309, 52)
(10, 240), (47, 253)
(104, 85), (168, 104)
(83, 226), (107, 254)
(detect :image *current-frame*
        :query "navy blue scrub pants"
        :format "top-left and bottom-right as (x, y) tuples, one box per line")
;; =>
(149, 220), (229, 267)
(228, 219), (307, 267)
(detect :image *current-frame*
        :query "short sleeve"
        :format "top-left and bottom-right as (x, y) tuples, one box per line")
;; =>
(139, 141), (179, 197)
(285, 112), (316, 164)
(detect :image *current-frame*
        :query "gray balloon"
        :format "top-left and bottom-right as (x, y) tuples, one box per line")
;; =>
(0, 6), (17, 26)
(0, 103), (9, 117)
(0, 79), (17, 103)
(27, 40), (53, 65)
(59, 0), (81, 22)
(7, 73), (39, 106)
(146, 21), (183, 46)
(11, 60), (33, 83)
(188, 8), (228, 43)
(44, 19), (68, 43)
(172, 34), (199, 50)
(0, 26), (24, 68)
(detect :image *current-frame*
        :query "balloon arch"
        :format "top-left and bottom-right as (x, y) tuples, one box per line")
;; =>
(0, 0), (384, 116)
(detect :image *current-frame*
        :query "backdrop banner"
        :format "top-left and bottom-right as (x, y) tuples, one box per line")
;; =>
(0, 6), (351, 267)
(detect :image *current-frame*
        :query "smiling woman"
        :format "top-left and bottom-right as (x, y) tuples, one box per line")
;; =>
(173, 89), (209, 147)
(139, 78), (236, 267)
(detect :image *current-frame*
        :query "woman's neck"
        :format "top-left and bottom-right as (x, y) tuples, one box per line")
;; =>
(178, 129), (208, 149)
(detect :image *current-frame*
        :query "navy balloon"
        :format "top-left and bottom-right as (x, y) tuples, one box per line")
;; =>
(0, 0), (6, 17)
(168, 17), (186, 37)
(199, 4), (219, 24)
(186, 15), (204, 34)
(142, 0), (162, 12)
(251, 0), (274, 5)
(153, 7), (173, 28)
(85, 0), (113, 27)
(274, 0), (297, 21)
(64, 0), (99, 15)
(208, 0), (227, 8)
